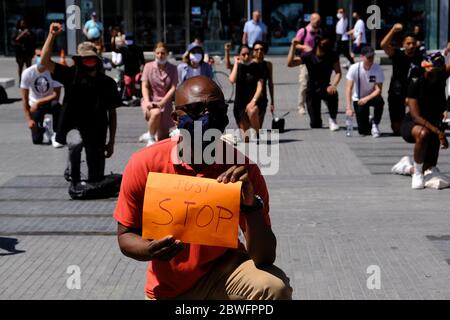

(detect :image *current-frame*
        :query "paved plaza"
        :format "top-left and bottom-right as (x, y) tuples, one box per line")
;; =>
(0, 55), (450, 300)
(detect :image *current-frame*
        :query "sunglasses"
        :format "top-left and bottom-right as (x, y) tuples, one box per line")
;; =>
(241, 53), (249, 56)
(253, 48), (264, 52)
(178, 102), (228, 119)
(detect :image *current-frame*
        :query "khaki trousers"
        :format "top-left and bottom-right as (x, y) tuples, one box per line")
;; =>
(298, 64), (309, 110)
(146, 250), (293, 300)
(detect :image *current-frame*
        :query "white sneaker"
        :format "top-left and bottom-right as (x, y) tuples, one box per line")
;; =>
(371, 124), (380, 138)
(329, 118), (340, 132)
(43, 118), (53, 143)
(146, 136), (156, 147)
(391, 156), (413, 176)
(412, 173), (425, 189)
(51, 133), (64, 149)
(139, 132), (150, 142)
(298, 107), (306, 115)
(169, 128), (180, 138)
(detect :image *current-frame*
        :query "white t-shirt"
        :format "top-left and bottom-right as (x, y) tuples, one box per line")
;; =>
(20, 65), (63, 106)
(336, 18), (349, 41)
(445, 50), (450, 97)
(346, 62), (384, 101)
(354, 19), (367, 44)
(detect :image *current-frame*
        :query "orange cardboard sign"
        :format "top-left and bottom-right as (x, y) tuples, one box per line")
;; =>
(142, 172), (242, 248)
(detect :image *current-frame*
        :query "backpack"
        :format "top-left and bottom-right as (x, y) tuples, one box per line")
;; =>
(68, 173), (122, 200)
(298, 27), (322, 45)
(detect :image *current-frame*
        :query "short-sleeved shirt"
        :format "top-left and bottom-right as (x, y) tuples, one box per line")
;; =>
(390, 48), (423, 91)
(301, 51), (339, 91)
(113, 138), (271, 299)
(84, 20), (104, 40)
(295, 26), (319, 52)
(51, 63), (121, 143)
(243, 20), (267, 48)
(346, 62), (384, 101)
(406, 76), (447, 124)
(20, 65), (63, 106)
(336, 18), (349, 41)
(141, 61), (177, 105)
(445, 50), (450, 97)
(353, 19), (367, 44)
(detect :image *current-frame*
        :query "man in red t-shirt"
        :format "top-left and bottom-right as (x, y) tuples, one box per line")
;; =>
(114, 76), (292, 300)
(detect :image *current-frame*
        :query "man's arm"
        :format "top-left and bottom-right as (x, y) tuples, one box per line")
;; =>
(327, 61), (342, 95)
(41, 23), (63, 74)
(105, 109), (117, 158)
(287, 39), (303, 67)
(242, 32), (248, 45)
(31, 87), (61, 112)
(331, 60), (342, 87)
(381, 23), (403, 57)
(409, 98), (447, 148)
(21, 88), (36, 130)
(346, 79), (354, 116)
(117, 224), (184, 262)
(217, 166), (276, 267)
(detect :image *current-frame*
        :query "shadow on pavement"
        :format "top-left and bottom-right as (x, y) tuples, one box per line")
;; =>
(0, 98), (22, 105)
(0, 237), (26, 256)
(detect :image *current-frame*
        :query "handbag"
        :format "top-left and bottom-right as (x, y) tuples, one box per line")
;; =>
(272, 112), (290, 133)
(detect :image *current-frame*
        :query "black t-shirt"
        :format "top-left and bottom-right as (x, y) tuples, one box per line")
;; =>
(234, 62), (268, 109)
(117, 45), (145, 76)
(301, 50), (339, 91)
(406, 75), (447, 124)
(52, 63), (122, 144)
(390, 48), (423, 89)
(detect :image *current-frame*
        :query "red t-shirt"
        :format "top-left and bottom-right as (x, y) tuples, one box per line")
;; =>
(113, 138), (271, 299)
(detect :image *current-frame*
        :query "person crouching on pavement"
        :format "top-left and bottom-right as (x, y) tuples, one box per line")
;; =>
(391, 52), (450, 189)
(287, 31), (342, 131)
(20, 48), (63, 148)
(345, 46), (385, 138)
(114, 76), (292, 300)
(40, 23), (121, 189)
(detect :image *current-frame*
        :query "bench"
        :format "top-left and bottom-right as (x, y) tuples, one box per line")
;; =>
(0, 78), (15, 104)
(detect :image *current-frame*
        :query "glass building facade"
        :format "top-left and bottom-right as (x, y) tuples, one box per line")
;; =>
(1, 0), (448, 55)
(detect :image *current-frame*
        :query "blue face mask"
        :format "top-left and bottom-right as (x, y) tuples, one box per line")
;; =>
(35, 56), (41, 67)
(178, 112), (229, 139)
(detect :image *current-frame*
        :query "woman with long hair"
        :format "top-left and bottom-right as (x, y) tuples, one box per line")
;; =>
(251, 41), (275, 127)
(140, 42), (178, 146)
(229, 44), (267, 142)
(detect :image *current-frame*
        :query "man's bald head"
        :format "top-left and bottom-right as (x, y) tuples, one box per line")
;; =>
(175, 76), (224, 109)
(310, 13), (321, 29)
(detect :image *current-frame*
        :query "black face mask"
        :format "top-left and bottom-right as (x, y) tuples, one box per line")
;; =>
(426, 68), (445, 86)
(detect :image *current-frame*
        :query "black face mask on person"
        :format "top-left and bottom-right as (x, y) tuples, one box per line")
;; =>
(426, 68), (446, 86)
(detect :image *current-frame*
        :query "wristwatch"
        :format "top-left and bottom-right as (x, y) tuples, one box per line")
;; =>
(240, 195), (264, 213)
